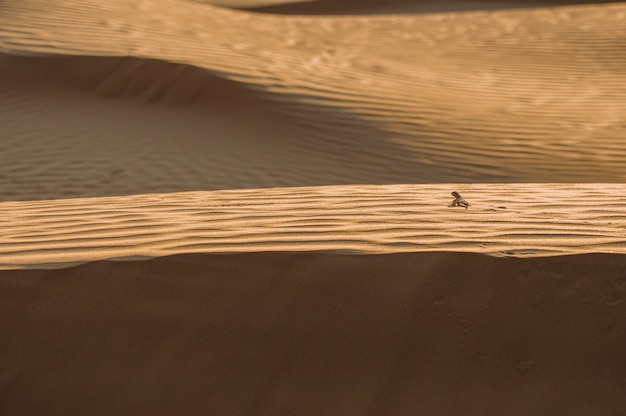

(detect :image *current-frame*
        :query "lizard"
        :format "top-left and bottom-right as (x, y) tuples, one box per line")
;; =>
(448, 191), (470, 210)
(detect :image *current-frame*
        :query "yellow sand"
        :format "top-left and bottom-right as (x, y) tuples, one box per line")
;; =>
(2, 0), (626, 200)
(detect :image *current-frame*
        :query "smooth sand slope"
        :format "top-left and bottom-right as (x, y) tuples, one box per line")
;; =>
(2, 184), (626, 269)
(2, 251), (625, 415)
(2, 0), (626, 199)
(212, 0), (626, 14)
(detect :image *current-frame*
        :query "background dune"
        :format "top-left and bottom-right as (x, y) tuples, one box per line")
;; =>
(2, 0), (626, 200)
(2, 251), (625, 415)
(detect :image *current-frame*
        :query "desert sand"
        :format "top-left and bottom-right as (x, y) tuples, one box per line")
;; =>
(1, 0), (626, 414)
(2, 0), (626, 199)
(2, 183), (626, 269)
(2, 252), (625, 415)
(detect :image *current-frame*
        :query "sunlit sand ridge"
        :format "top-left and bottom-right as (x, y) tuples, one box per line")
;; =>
(2, 184), (626, 269)
(1, 0), (626, 200)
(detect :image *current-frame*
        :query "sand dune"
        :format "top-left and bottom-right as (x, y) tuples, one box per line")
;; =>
(2, 184), (626, 269)
(2, 1), (626, 414)
(2, 0), (626, 200)
(2, 251), (625, 415)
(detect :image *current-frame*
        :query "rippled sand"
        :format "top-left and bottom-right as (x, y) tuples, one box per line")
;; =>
(2, 184), (626, 269)
(2, 0), (626, 200)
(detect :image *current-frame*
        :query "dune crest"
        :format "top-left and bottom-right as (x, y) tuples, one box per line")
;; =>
(2, 184), (625, 269)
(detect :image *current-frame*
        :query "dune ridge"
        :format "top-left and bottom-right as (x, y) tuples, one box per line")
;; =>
(2, 184), (625, 269)
(2, 0), (626, 199)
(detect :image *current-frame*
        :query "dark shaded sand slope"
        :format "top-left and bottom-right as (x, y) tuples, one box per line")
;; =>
(213, 0), (626, 15)
(2, 252), (625, 415)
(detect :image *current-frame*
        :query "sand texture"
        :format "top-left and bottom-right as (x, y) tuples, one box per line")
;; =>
(2, 184), (626, 269)
(2, 0), (626, 200)
(2, 0), (626, 414)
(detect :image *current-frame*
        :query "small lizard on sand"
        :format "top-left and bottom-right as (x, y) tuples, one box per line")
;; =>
(448, 191), (470, 210)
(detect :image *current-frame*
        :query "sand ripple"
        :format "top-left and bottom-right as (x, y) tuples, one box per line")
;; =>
(1, 184), (625, 269)
(1, 0), (626, 200)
